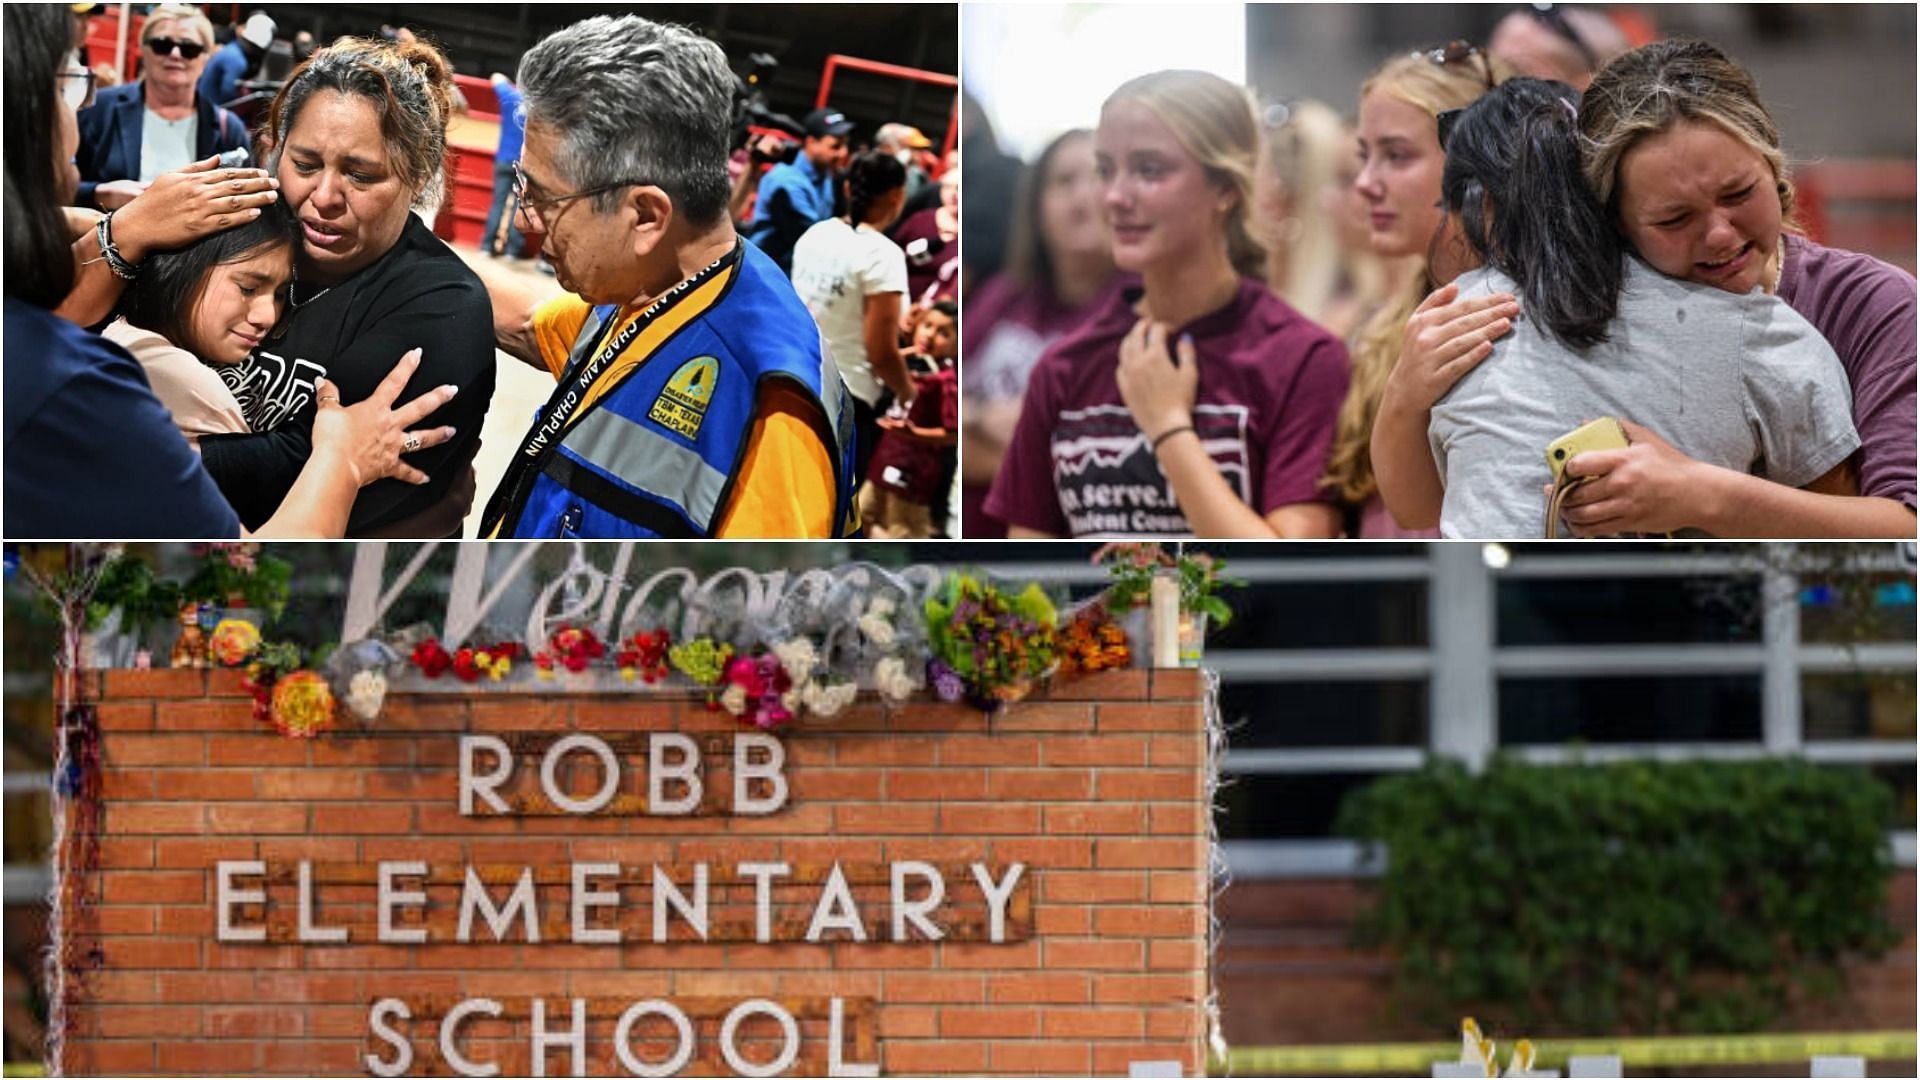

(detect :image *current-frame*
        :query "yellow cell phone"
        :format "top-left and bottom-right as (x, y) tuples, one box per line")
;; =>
(1545, 418), (1629, 486)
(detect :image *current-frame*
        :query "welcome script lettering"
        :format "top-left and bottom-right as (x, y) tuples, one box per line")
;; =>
(209, 732), (1029, 1078)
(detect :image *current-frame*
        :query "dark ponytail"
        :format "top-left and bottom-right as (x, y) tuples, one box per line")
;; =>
(843, 150), (906, 227)
(1441, 78), (1620, 349)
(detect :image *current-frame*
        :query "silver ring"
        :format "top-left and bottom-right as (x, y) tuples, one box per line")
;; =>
(403, 434), (421, 453)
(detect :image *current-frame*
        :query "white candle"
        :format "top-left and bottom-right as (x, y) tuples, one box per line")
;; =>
(1149, 574), (1180, 668)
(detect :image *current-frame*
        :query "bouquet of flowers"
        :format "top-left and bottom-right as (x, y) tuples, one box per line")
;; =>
(668, 637), (734, 704)
(184, 543), (292, 621)
(84, 553), (182, 650)
(767, 635), (862, 721)
(1096, 542), (1239, 627)
(239, 639), (305, 729)
(615, 627), (674, 683)
(451, 641), (521, 683)
(535, 623), (606, 676)
(1060, 606), (1130, 675)
(323, 638), (402, 725)
(719, 651), (794, 729)
(924, 573), (1059, 710)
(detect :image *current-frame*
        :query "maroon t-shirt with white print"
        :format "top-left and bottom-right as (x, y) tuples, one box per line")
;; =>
(983, 276), (1350, 537)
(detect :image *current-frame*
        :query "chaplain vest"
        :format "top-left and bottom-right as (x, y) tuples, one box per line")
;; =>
(481, 242), (859, 538)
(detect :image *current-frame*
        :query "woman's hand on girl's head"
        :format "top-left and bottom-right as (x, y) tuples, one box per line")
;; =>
(1117, 318), (1198, 442)
(109, 156), (280, 261)
(1383, 282), (1520, 413)
(310, 349), (461, 488)
(1559, 419), (1705, 536)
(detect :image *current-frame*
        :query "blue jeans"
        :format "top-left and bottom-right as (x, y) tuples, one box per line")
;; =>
(482, 159), (526, 258)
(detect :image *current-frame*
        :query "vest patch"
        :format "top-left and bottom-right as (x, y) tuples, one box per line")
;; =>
(646, 355), (719, 439)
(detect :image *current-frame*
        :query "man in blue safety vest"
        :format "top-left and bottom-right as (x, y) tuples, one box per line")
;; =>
(475, 14), (860, 539)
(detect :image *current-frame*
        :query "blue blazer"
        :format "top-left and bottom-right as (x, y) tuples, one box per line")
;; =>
(73, 81), (252, 208)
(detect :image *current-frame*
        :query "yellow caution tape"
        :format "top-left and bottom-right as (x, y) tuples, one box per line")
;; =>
(1212, 1029), (1916, 1075)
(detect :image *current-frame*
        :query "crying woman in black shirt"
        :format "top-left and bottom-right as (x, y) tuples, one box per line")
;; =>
(194, 36), (495, 536)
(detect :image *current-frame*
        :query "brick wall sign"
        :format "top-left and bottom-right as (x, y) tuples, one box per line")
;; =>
(61, 666), (1210, 1077)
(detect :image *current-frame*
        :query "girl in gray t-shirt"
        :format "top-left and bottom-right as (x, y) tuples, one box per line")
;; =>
(1433, 257), (1857, 536)
(1408, 79), (1856, 538)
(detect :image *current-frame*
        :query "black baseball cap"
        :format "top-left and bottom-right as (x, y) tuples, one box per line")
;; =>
(804, 107), (856, 139)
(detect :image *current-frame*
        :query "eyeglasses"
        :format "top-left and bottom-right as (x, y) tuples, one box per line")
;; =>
(1415, 40), (1498, 91)
(59, 66), (97, 112)
(1527, 2), (1598, 72)
(510, 160), (651, 224)
(145, 36), (206, 61)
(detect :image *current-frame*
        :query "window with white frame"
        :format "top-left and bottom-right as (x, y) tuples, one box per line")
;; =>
(1199, 543), (1916, 879)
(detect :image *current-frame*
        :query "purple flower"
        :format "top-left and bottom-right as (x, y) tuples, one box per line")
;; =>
(926, 659), (966, 703)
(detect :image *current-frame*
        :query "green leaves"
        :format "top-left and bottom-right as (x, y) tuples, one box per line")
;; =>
(1337, 757), (1898, 1036)
(86, 556), (181, 637)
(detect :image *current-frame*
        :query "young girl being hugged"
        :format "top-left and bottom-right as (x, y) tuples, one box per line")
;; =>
(985, 69), (1350, 539)
(102, 199), (300, 446)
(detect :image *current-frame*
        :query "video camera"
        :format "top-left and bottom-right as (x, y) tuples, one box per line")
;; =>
(731, 51), (805, 164)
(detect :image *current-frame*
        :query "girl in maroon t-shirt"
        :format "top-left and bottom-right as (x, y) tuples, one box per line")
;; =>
(984, 69), (1351, 539)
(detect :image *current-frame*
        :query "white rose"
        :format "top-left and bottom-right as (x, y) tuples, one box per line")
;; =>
(781, 688), (802, 713)
(874, 656), (917, 703)
(804, 680), (857, 718)
(346, 670), (388, 721)
(773, 638), (817, 684)
(719, 683), (749, 716)
(868, 595), (896, 618)
(858, 614), (897, 648)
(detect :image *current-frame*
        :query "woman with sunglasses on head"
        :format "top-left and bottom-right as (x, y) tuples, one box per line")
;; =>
(4, 4), (458, 538)
(1376, 77), (1858, 538)
(73, 4), (252, 212)
(986, 69), (1350, 539)
(1327, 42), (1514, 537)
(61, 34), (496, 538)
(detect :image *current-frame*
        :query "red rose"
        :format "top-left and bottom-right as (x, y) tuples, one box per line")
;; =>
(451, 647), (482, 683)
(411, 638), (452, 678)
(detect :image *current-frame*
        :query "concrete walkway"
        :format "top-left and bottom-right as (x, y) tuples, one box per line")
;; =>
(449, 245), (563, 537)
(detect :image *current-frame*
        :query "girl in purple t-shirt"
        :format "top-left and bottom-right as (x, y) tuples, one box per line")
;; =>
(984, 70), (1351, 539)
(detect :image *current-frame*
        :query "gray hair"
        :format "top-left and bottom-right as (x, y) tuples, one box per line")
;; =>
(518, 15), (733, 225)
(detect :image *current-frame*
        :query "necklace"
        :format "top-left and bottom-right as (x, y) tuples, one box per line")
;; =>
(289, 284), (333, 311)
(1768, 246), (1785, 295)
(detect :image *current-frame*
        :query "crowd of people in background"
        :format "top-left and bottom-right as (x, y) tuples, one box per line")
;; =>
(736, 106), (963, 538)
(11, 3), (959, 540)
(964, 3), (1916, 540)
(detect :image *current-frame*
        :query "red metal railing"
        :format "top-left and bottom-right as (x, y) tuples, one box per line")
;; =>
(816, 54), (959, 161)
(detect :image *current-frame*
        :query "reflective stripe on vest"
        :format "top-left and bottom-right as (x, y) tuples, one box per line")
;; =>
(561, 403), (732, 526)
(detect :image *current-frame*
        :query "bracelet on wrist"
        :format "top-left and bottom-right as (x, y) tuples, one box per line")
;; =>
(95, 211), (140, 281)
(1149, 424), (1195, 454)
